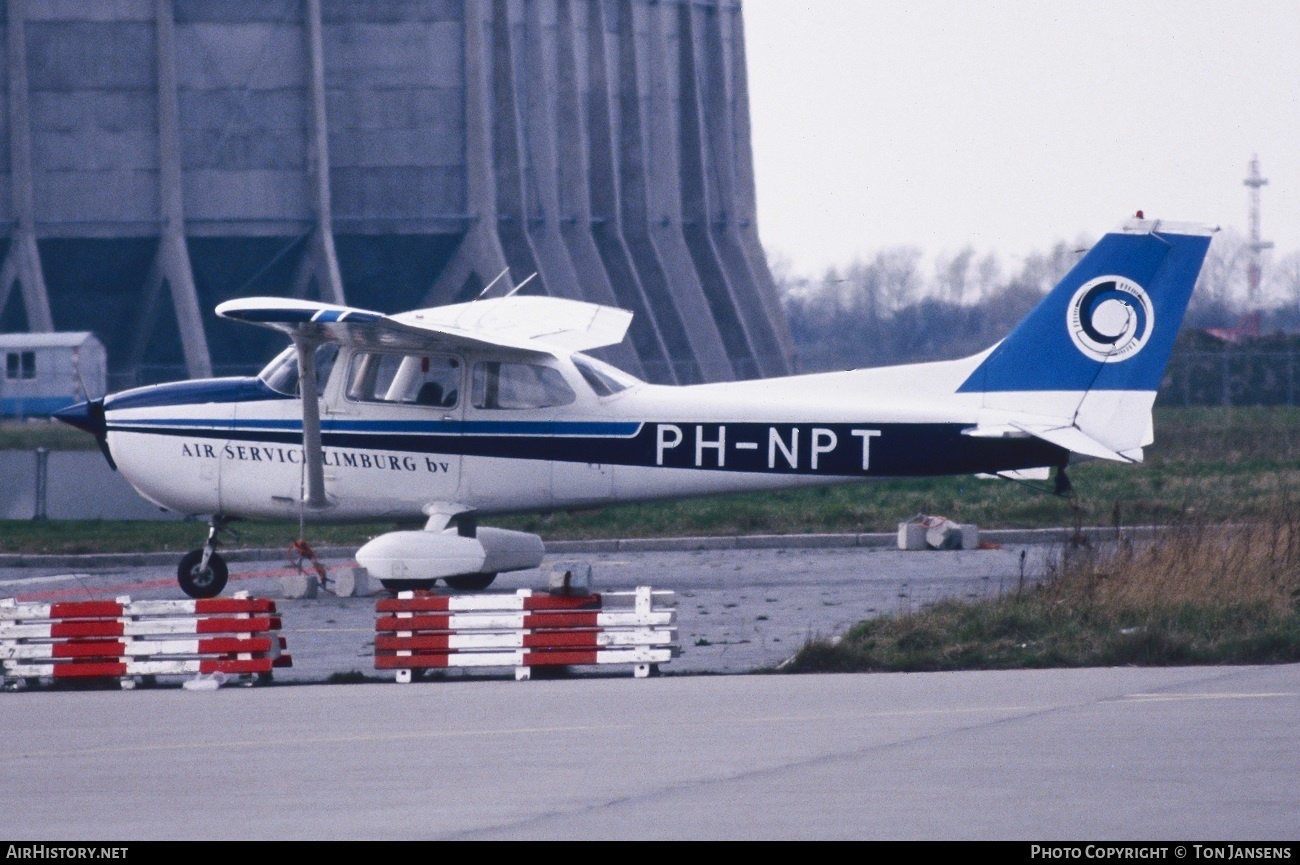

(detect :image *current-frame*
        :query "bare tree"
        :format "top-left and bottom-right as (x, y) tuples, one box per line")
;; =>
(776, 230), (1300, 373)
(933, 247), (973, 305)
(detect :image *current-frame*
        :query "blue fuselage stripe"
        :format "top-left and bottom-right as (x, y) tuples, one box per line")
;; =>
(112, 417), (644, 437)
(106, 418), (1067, 478)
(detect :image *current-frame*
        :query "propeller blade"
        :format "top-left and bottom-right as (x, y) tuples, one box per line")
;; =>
(53, 398), (117, 470)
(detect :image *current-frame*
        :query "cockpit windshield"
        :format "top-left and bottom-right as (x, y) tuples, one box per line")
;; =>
(571, 353), (641, 397)
(259, 344), (339, 397)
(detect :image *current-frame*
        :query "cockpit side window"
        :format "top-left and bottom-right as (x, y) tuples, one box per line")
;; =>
(346, 351), (461, 407)
(471, 361), (575, 410)
(260, 344), (339, 397)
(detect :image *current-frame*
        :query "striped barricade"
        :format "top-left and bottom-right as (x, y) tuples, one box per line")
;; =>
(375, 586), (677, 682)
(0, 591), (291, 690)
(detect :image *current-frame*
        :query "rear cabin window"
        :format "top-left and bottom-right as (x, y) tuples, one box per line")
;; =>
(347, 352), (461, 407)
(471, 361), (575, 410)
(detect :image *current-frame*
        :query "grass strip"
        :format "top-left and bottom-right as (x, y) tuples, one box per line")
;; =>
(784, 509), (1300, 671)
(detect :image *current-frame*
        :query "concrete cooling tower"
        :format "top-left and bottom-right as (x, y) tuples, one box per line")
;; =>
(0, 0), (793, 388)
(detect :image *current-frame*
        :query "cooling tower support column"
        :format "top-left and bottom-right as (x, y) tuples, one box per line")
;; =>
(2, 0), (52, 333)
(429, 0), (511, 304)
(510, 0), (585, 307)
(549, 0), (641, 373)
(727, 3), (796, 369)
(292, 0), (346, 306)
(482, 0), (541, 295)
(675, 2), (772, 380)
(611, 3), (729, 383)
(690, 2), (791, 377)
(581, 0), (674, 382)
(637, 2), (734, 382)
(153, 0), (211, 379)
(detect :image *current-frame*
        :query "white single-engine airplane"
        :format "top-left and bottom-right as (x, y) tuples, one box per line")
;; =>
(57, 216), (1212, 598)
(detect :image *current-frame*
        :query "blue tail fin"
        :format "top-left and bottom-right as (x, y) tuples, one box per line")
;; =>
(958, 218), (1213, 396)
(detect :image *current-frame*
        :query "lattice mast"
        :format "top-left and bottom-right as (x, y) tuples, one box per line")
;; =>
(1243, 154), (1273, 334)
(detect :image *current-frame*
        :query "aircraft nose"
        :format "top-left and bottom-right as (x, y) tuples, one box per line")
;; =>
(54, 398), (117, 470)
(54, 398), (103, 437)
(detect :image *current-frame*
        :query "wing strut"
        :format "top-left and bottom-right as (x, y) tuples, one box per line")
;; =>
(293, 335), (328, 509)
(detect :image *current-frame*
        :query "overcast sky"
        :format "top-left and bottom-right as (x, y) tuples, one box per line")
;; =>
(743, 1), (1300, 278)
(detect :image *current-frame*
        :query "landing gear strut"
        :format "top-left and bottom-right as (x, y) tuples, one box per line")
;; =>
(178, 515), (236, 599)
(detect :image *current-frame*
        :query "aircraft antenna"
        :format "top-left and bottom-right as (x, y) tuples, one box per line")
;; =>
(1243, 155), (1273, 337)
(505, 272), (537, 297)
(475, 267), (512, 300)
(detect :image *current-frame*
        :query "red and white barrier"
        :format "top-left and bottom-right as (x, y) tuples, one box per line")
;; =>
(1, 592), (291, 689)
(375, 586), (677, 681)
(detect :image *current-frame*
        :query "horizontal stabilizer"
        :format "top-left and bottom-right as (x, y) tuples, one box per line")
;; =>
(963, 419), (1136, 462)
(976, 467), (1052, 481)
(1009, 421), (1134, 463)
(961, 424), (1031, 439)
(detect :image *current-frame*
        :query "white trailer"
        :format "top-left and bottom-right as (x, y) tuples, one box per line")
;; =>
(0, 332), (106, 418)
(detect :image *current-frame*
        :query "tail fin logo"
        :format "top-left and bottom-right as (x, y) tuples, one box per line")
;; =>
(1067, 276), (1154, 363)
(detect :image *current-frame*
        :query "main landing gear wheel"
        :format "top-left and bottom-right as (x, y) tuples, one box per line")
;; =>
(178, 549), (228, 599)
(443, 573), (497, 591)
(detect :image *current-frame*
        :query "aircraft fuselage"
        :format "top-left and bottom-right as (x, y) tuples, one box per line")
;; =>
(100, 345), (1066, 523)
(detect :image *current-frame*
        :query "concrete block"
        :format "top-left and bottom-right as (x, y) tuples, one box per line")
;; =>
(546, 561), (592, 596)
(331, 566), (370, 598)
(959, 524), (980, 550)
(927, 522), (962, 550)
(281, 572), (319, 599)
(898, 522), (927, 550)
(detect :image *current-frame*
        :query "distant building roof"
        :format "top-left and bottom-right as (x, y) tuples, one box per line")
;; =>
(0, 332), (102, 350)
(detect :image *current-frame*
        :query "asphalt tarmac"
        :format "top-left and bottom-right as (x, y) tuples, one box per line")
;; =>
(3, 537), (1297, 840)
(2, 663), (1297, 840)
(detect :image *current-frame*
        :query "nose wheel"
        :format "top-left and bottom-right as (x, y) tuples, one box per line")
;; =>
(177, 548), (228, 598)
(177, 515), (236, 599)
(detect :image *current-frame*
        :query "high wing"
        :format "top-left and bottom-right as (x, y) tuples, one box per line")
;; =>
(213, 294), (633, 512)
(214, 295), (633, 355)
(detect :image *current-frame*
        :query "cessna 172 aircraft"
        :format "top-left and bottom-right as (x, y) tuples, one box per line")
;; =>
(56, 215), (1212, 598)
